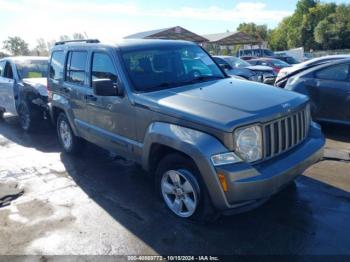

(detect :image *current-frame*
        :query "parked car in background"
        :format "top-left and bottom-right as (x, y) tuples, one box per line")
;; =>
(48, 39), (324, 221)
(248, 58), (291, 74)
(213, 56), (276, 84)
(304, 52), (313, 61)
(275, 55), (300, 65)
(0, 56), (49, 131)
(275, 55), (350, 88)
(284, 59), (350, 125)
(236, 48), (275, 58)
(239, 56), (259, 61)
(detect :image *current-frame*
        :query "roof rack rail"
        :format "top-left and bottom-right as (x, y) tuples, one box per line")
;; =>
(54, 39), (100, 46)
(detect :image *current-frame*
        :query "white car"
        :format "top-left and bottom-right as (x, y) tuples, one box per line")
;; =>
(0, 56), (49, 131)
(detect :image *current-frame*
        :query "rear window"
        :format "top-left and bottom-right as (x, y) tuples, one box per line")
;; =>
(50, 51), (65, 80)
(15, 59), (48, 79)
(66, 51), (87, 85)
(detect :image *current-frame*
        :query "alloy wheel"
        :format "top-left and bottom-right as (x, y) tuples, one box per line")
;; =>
(161, 170), (198, 218)
(59, 120), (72, 150)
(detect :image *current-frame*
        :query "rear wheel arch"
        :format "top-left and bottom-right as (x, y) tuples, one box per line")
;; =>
(51, 106), (79, 136)
(51, 106), (65, 125)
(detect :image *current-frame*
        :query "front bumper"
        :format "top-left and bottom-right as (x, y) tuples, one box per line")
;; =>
(213, 122), (325, 210)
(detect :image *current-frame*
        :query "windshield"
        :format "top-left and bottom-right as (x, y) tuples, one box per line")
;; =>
(15, 59), (48, 79)
(226, 57), (251, 68)
(121, 45), (225, 92)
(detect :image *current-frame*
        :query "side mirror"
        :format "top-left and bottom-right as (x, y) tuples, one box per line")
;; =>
(92, 79), (123, 97)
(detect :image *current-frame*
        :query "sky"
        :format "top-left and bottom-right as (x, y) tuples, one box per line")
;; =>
(0, 0), (348, 48)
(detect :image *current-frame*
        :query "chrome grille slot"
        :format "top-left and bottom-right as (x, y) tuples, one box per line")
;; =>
(263, 106), (310, 160)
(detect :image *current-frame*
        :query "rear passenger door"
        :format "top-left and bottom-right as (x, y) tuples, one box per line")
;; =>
(312, 63), (350, 122)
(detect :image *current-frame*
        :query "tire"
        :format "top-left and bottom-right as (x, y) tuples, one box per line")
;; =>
(18, 101), (40, 132)
(0, 109), (4, 121)
(57, 113), (85, 154)
(156, 153), (218, 222)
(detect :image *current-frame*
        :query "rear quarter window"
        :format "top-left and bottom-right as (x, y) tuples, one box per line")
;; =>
(315, 63), (350, 81)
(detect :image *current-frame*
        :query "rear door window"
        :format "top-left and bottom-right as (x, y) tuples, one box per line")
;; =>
(50, 51), (65, 80)
(315, 63), (350, 81)
(66, 51), (87, 85)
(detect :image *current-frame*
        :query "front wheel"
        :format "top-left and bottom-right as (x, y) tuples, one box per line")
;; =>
(156, 153), (217, 222)
(18, 101), (39, 132)
(57, 113), (85, 154)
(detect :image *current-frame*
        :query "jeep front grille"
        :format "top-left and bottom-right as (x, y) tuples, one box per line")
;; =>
(263, 106), (310, 159)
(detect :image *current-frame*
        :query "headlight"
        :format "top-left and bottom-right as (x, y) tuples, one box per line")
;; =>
(211, 152), (242, 166)
(248, 75), (261, 82)
(263, 73), (275, 78)
(277, 71), (288, 78)
(234, 125), (263, 162)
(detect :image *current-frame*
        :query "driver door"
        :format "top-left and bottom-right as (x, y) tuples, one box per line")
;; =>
(0, 61), (17, 115)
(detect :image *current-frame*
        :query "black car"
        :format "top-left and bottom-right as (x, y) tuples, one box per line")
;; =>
(275, 55), (300, 65)
(213, 56), (276, 84)
(284, 59), (350, 125)
(275, 55), (350, 88)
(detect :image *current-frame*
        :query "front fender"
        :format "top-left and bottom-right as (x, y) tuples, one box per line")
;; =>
(142, 122), (232, 209)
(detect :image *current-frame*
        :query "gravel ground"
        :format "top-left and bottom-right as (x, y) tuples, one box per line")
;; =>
(0, 116), (349, 256)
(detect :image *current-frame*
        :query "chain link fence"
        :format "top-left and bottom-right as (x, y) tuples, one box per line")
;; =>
(311, 49), (350, 58)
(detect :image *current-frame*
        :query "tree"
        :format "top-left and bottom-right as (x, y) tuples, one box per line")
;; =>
(268, 17), (290, 51)
(237, 23), (268, 41)
(59, 35), (70, 41)
(314, 4), (350, 49)
(299, 3), (336, 50)
(72, 33), (86, 40)
(2, 36), (29, 55)
(32, 38), (49, 56)
(267, 0), (349, 51)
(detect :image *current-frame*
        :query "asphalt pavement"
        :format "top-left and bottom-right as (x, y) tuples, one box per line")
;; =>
(0, 115), (349, 256)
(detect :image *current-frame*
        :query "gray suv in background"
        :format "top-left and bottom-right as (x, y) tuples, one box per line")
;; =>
(48, 39), (325, 221)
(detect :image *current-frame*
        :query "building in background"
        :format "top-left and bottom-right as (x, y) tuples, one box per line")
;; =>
(124, 26), (208, 44)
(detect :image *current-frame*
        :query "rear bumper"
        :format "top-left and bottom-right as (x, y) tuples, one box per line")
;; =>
(213, 122), (324, 210)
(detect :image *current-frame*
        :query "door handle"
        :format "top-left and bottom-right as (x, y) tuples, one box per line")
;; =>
(84, 94), (97, 101)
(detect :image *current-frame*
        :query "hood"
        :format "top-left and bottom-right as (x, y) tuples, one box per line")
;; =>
(22, 78), (48, 96)
(246, 65), (274, 72)
(136, 78), (308, 132)
(276, 65), (300, 81)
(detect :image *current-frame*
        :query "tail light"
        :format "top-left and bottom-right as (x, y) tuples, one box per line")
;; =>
(273, 67), (280, 73)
